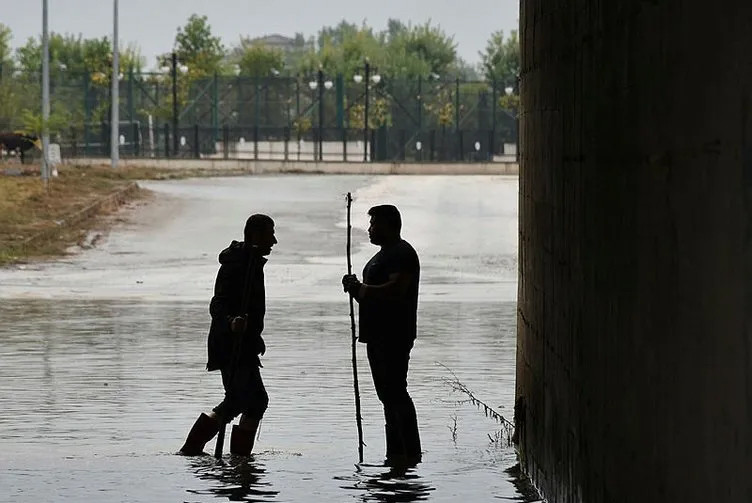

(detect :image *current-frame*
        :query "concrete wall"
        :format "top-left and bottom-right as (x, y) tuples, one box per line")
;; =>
(516, 1), (752, 502)
(65, 158), (519, 175)
(205, 140), (519, 162)
(209, 140), (372, 162)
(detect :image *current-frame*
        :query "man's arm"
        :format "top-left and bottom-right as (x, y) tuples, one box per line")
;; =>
(344, 272), (413, 302)
(209, 263), (236, 331)
(359, 272), (413, 300)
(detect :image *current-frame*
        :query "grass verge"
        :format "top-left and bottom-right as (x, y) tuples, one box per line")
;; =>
(0, 163), (232, 265)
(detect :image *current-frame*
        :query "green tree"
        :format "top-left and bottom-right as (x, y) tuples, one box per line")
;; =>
(16, 37), (42, 74)
(480, 30), (519, 87)
(499, 93), (520, 114)
(236, 44), (285, 77)
(0, 23), (11, 67)
(298, 21), (384, 78)
(0, 24), (22, 129)
(450, 57), (480, 80)
(318, 20), (361, 50)
(11, 33), (143, 138)
(386, 19), (408, 40)
(174, 14), (225, 76)
(15, 33), (143, 78)
(20, 108), (72, 137)
(284, 19), (458, 79)
(385, 21), (457, 78)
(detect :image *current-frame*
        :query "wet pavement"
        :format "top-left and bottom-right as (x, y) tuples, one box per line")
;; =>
(0, 175), (541, 502)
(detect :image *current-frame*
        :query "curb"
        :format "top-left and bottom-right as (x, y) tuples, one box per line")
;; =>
(21, 182), (141, 248)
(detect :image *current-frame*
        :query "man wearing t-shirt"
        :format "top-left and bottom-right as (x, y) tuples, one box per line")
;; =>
(342, 204), (421, 466)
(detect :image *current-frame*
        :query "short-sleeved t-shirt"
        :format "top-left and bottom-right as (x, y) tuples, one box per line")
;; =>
(358, 239), (420, 344)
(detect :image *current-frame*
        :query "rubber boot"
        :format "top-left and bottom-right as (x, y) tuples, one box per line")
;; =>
(384, 424), (403, 464)
(179, 413), (220, 455)
(400, 401), (422, 464)
(230, 420), (259, 456)
(400, 416), (422, 465)
(385, 405), (422, 467)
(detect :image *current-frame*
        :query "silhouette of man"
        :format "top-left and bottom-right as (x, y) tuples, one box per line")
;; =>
(180, 214), (277, 456)
(342, 205), (422, 465)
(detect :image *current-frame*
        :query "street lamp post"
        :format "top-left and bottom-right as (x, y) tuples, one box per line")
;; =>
(353, 61), (381, 162)
(505, 85), (519, 163)
(111, 0), (119, 169)
(309, 69), (333, 162)
(164, 52), (188, 157)
(171, 52), (178, 155)
(364, 62), (370, 162)
(317, 69), (324, 161)
(41, 0), (50, 184)
(491, 80), (497, 161)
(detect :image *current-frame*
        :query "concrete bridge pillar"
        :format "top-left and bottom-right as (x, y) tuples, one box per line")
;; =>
(516, 2), (752, 501)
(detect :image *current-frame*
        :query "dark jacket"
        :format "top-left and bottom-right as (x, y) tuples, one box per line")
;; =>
(206, 240), (266, 371)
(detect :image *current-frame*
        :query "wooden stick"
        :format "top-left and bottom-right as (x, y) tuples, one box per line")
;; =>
(214, 419), (227, 459)
(347, 192), (365, 463)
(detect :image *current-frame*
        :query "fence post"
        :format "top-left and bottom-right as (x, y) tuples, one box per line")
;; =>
(128, 67), (135, 130)
(83, 71), (91, 156)
(342, 128), (347, 162)
(417, 75), (422, 131)
(370, 129), (376, 162)
(70, 128), (78, 158)
(491, 80), (497, 160)
(223, 124), (229, 160)
(102, 122), (109, 157)
(212, 72), (219, 141)
(193, 124), (199, 159)
(313, 126), (319, 161)
(336, 73), (344, 129)
(284, 126), (290, 161)
(455, 77), (460, 132)
(164, 123), (170, 158)
(254, 77), (260, 160)
(133, 122), (140, 157)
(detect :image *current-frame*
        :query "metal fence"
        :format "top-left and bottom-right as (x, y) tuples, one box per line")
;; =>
(0, 69), (518, 163)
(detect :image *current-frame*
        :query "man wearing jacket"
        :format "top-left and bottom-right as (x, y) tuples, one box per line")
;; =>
(179, 214), (277, 456)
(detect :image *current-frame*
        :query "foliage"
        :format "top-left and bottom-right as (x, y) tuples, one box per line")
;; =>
(499, 93), (520, 114)
(0, 23), (12, 66)
(424, 84), (455, 126)
(15, 33), (143, 79)
(480, 30), (519, 86)
(174, 14), (225, 77)
(20, 108), (72, 137)
(237, 45), (285, 77)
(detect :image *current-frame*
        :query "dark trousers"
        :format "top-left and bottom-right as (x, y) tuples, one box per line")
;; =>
(212, 363), (268, 421)
(367, 340), (421, 460)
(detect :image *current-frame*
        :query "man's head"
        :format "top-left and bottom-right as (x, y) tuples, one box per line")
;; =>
(244, 214), (277, 256)
(367, 205), (402, 246)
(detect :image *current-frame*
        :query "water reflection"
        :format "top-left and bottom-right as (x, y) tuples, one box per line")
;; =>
(337, 464), (434, 502)
(186, 456), (279, 502)
(503, 464), (544, 502)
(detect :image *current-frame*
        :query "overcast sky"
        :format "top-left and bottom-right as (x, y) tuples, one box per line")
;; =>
(3, 0), (519, 69)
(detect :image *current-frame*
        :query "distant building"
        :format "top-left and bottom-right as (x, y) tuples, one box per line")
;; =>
(243, 34), (314, 53)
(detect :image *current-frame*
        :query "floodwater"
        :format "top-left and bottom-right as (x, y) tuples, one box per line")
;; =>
(0, 175), (541, 502)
